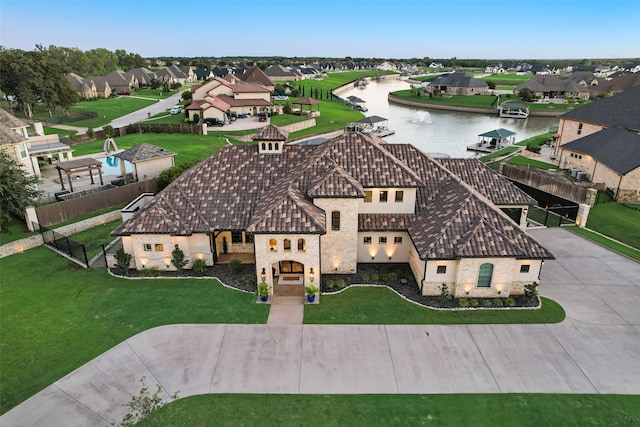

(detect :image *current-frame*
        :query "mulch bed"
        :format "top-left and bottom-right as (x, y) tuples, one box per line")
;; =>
(111, 262), (539, 309)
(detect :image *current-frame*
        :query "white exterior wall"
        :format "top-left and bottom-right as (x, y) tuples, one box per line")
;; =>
(314, 198), (358, 274)
(423, 260), (459, 296)
(358, 188), (416, 214)
(234, 92), (270, 102)
(254, 233), (320, 294)
(407, 244), (425, 288)
(134, 157), (175, 181)
(128, 233), (213, 270)
(357, 231), (411, 263)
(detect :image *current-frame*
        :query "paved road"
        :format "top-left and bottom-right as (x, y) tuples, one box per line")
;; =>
(2, 228), (639, 426)
(107, 93), (183, 130)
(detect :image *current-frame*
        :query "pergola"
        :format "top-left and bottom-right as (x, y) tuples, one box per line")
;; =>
(55, 158), (104, 192)
(292, 97), (320, 115)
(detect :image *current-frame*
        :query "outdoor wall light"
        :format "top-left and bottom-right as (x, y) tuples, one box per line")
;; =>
(309, 268), (315, 283)
(388, 256), (392, 260)
(371, 256), (375, 260)
(261, 267), (266, 283)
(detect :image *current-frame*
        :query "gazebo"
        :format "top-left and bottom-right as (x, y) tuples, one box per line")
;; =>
(292, 97), (320, 116)
(477, 128), (516, 148)
(55, 158), (104, 192)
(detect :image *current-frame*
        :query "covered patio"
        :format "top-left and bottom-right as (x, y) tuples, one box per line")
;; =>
(292, 97), (321, 117)
(54, 158), (104, 192)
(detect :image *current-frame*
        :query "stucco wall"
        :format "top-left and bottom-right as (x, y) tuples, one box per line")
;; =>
(128, 233), (213, 270)
(357, 188), (416, 214)
(357, 231), (411, 263)
(135, 157), (174, 181)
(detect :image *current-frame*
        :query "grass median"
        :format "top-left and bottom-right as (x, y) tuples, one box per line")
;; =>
(138, 393), (640, 427)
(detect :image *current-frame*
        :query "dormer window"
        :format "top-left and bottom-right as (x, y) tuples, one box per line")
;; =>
(379, 191), (388, 203)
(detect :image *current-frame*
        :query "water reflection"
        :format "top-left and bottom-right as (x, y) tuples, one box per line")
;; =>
(341, 78), (559, 158)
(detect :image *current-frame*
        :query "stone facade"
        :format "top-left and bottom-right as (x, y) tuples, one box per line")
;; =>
(555, 119), (605, 155)
(314, 198), (359, 274)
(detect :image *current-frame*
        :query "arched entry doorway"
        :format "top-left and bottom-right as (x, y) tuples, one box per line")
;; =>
(272, 260), (305, 297)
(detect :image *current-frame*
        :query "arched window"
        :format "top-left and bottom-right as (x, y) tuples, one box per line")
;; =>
(261, 143), (266, 151)
(297, 238), (305, 251)
(331, 211), (340, 231)
(268, 142), (273, 150)
(283, 239), (291, 251)
(477, 263), (493, 287)
(269, 238), (277, 251)
(275, 143), (279, 150)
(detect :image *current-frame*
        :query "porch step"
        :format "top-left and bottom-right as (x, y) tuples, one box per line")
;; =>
(267, 296), (304, 325)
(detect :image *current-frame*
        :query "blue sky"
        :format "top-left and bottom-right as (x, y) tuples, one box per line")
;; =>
(1, 0), (638, 59)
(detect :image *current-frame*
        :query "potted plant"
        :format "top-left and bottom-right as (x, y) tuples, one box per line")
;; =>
(304, 284), (318, 303)
(258, 282), (269, 302)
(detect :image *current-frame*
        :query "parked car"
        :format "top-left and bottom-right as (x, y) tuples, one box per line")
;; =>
(169, 106), (182, 115)
(204, 117), (224, 127)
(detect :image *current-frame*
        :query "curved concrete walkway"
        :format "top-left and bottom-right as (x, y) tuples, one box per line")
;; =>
(2, 228), (640, 426)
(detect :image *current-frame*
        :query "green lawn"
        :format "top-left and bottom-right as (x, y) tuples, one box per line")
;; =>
(68, 133), (230, 165)
(0, 247), (269, 414)
(67, 97), (157, 127)
(0, 218), (37, 244)
(483, 73), (532, 86)
(507, 155), (558, 170)
(583, 202), (640, 249)
(131, 88), (181, 99)
(304, 287), (565, 324)
(69, 219), (121, 259)
(567, 227), (640, 261)
(138, 394), (640, 427)
(479, 145), (521, 162)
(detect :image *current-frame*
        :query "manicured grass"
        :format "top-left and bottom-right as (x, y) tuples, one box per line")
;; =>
(67, 97), (157, 127)
(567, 227), (640, 261)
(0, 247), (269, 413)
(131, 88), (180, 99)
(288, 99), (365, 139)
(138, 394), (640, 427)
(304, 287), (565, 324)
(483, 73), (533, 86)
(69, 133), (229, 165)
(508, 155), (558, 170)
(479, 145), (520, 161)
(142, 111), (189, 124)
(582, 202), (640, 249)
(69, 220), (121, 259)
(0, 218), (37, 244)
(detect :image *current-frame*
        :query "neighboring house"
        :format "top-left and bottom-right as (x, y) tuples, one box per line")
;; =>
(554, 86), (640, 202)
(559, 127), (640, 203)
(114, 143), (176, 182)
(67, 73), (97, 99)
(377, 61), (396, 71)
(238, 65), (275, 91)
(265, 64), (302, 81)
(187, 77), (272, 122)
(589, 73), (640, 97)
(127, 67), (158, 87)
(194, 67), (215, 81)
(423, 71), (489, 95)
(113, 131), (553, 300)
(156, 64), (194, 85)
(86, 76), (111, 98)
(515, 74), (591, 100)
(105, 70), (136, 94)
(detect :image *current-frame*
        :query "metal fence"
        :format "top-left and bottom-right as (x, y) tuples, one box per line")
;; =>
(528, 205), (575, 227)
(36, 222), (89, 268)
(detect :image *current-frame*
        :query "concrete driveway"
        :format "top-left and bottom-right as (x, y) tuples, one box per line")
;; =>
(2, 228), (639, 426)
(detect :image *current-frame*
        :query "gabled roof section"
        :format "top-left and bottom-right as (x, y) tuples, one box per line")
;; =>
(239, 65), (274, 89)
(115, 143), (176, 163)
(478, 128), (516, 139)
(562, 126), (640, 175)
(454, 218), (527, 258)
(307, 163), (365, 198)
(0, 108), (28, 130)
(247, 182), (326, 234)
(561, 86), (640, 130)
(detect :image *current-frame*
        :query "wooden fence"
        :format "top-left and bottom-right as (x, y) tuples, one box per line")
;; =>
(35, 180), (158, 227)
(501, 164), (589, 204)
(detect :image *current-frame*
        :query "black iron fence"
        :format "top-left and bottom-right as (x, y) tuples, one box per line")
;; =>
(35, 222), (89, 268)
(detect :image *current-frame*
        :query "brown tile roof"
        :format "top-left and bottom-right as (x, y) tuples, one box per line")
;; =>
(115, 143), (176, 163)
(217, 94), (271, 107)
(253, 125), (289, 141)
(114, 131), (553, 260)
(437, 158), (537, 205)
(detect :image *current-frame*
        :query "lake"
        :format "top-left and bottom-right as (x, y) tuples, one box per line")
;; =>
(340, 78), (560, 158)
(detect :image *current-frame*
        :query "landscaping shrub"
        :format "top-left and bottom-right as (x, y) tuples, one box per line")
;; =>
(114, 247), (132, 275)
(103, 124), (115, 138)
(139, 268), (164, 277)
(229, 259), (242, 275)
(336, 279), (346, 289)
(494, 298), (504, 307)
(370, 273), (379, 282)
(381, 272), (398, 283)
(524, 282), (539, 302)
(439, 283), (453, 302)
(171, 244), (188, 271)
(469, 299), (479, 307)
(361, 273), (371, 282)
(458, 298), (470, 308)
(482, 299), (493, 307)
(505, 297), (516, 307)
(192, 258), (206, 275)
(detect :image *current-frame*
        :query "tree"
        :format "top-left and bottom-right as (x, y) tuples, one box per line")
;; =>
(518, 87), (536, 102)
(171, 244), (188, 271)
(156, 160), (199, 190)
(114, 248), (132, 275)
(0, 149), (42, 230)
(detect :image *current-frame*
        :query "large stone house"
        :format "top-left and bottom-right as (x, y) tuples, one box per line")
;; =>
(554, 86), (640, 202)
(422, 72), (489, 95)
(113, 132), (553, 300)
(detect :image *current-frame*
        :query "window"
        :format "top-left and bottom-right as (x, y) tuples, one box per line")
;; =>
(283, 239), (291, 251)
(363, 236), (372, 244)
(395, 190), (404, 203)
(379, 237), (387, 244)
(18, 143), (27, 159)
(577, 123), (583, 135)
(143, 243), (152, 251)
(275, 143), (279, 150)
(477, 263), (494, 287)
(331, 211), (340, 230)
(269, 238), (277, 251)
(155, 244), (164, 251)
(268, 143), (273, 150)
(520, 264), (530, 273)
(379, 191), (388, 202)
(245, 234), (254, 244)
(394, 236), (403, 244)
(297, 238), (306, 251)
(364, 191), (372, 203)
(261, 143), (266, 151)
(436, 265), (446, 274)
(231, 231), (243, 244)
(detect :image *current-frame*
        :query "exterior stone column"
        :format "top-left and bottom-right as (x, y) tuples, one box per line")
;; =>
(576, 203), (590, 228)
